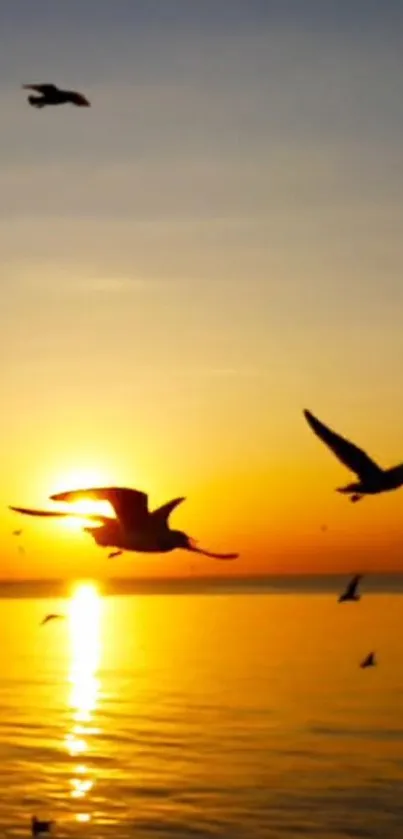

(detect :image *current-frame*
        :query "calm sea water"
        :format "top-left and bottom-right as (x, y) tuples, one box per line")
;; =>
(1, 583), (403, 838)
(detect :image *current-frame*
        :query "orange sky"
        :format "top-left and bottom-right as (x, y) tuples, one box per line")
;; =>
(2, 2), (403, 579)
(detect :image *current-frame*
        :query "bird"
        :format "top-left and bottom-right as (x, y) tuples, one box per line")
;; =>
(360, 651), (376, 669)
(12, 529), (22, 537)
(10, 486), (239, 560)
(41, 614), (64, 626)
(338, 574), (362, 603)
(22, 83), (90, 108)
(108, 549), (123, 559)
(31, 817), (53, 836)
(303, 409), (403, 502)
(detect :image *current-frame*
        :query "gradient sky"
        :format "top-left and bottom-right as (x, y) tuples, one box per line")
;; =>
(1, 0), (403, 580)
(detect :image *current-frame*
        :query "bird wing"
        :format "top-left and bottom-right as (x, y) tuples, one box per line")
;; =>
(50, 487), (149, 530)
(41, 614), (63, 625)
(9, 505), (109, 523)
(67, 91), (91, 106)
(361, 652), (374, 667)
(22, 83), (59, 95)
(10, 506), (75, 518)
(151, 497), (185, 525)
(346, 574), (362, 597)
(303, 410), (382, 479)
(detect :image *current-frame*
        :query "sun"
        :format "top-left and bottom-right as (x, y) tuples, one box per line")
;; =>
(47, 468), (115, 531)
(50, 467), (110, 497)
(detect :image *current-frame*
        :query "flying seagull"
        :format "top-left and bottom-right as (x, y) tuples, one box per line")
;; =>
(338, 574), (362, 603)
(10, 487), (238, 560)
(360, 651), (376, 669)
(23, 83), (90, 108)
(303, 409), (403, 502)
(41, 614), (64, 626)
(108, 550), (123, 559)
(12, 529), (23, 537)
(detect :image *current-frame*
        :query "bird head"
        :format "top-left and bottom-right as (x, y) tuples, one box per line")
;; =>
(169, 529), (192, 550)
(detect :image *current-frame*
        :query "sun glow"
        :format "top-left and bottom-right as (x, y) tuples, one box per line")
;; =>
(45, 467), (115, 532)
(66, 582), (102, 819)
(60, 499), (112, 533)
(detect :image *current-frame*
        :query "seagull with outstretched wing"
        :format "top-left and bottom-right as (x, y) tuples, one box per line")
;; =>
(360, 651), (376, 669)
(303, 409), (403, 502)
(10, 486), (238, 561)
(338, 574), (362, 603)
(22, 83), (90, 108)
(41, 614), (65, 626)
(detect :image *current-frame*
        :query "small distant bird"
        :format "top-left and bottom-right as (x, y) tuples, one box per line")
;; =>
(41, 614), (64, 626)
(31, 817), (53, 836)
(304, 409), (403, 502)
(360, 651), (376, 669)
(23, 83), (90, 108)
(10, 486), (238, 560)
(338, 574), (362, 603)
(12, 529), (22, 537)
(108, 550), (122, 559)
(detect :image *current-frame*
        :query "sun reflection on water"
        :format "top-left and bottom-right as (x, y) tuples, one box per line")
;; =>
(66, 582), (102, 823)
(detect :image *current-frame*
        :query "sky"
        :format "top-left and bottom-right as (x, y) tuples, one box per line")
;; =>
(1, 0), (403, 580)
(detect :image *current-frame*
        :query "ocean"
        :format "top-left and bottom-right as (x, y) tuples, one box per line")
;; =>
(0, 578), (402, 838)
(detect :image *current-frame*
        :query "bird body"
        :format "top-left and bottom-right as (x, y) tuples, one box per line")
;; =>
(10, 487), (238, 561)
(23, 83), (90, 108)
(338, 574), (362, 603)
(41, 614), (64, 626)
(360, 652), (376, 669)
(304, 409), (403, 501)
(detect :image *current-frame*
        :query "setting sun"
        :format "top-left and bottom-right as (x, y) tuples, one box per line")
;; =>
(59, 498), (113, 532)
(48, 470), (116, 532)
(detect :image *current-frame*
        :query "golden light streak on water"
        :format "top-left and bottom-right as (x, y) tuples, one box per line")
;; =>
(66, 582), (102, 822)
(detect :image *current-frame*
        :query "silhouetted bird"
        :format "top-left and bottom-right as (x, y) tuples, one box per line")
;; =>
(304, 409), (403, 502)
(31, 817), (53, 836)
(360, 651), (376, 669)
(10, 487), (238, 560)
(23, 83), (90, 108)
(108, 550), (123, 559)
(12, 529), (22, 537)
(41, 614), (64, 626)
(338, 574), (362, 603)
